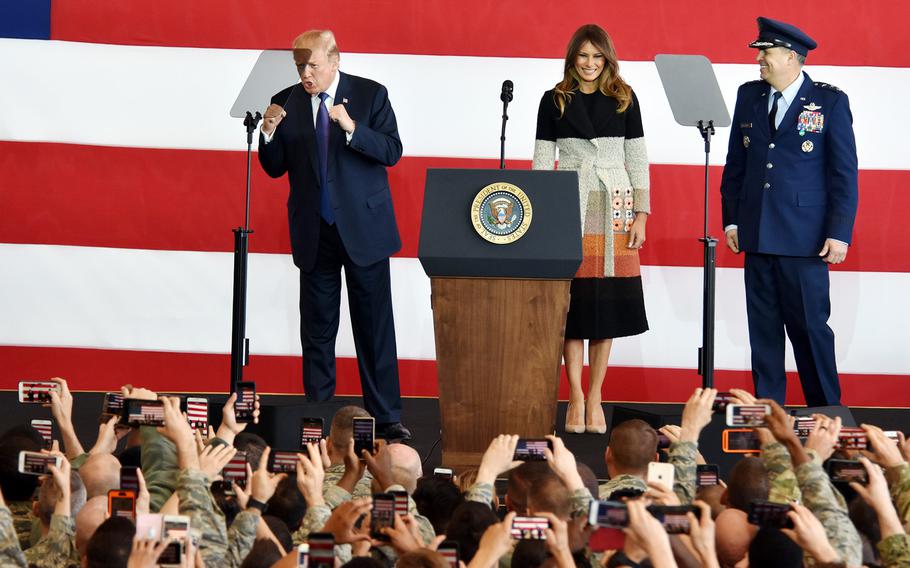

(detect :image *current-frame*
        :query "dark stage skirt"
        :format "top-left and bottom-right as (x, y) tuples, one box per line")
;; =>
(564, 276), (649, 340)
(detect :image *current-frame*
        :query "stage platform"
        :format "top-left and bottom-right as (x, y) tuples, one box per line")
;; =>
(3, 392), (908, 479)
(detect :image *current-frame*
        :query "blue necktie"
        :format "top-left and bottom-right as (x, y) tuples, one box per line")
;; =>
(769, 91), (783, 135)
(316, 92), (334, 224)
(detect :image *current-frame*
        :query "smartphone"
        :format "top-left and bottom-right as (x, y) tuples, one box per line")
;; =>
(102, 392), (125, 415)
(159, 515), (190, 567)
(353, 417), (375, 457)
(122, 398), (166, 427)
(221, 451), (248, 491)
(391, 490), (409, 517)
(648, 504), (699, 534)
(837, 428), (867, 450)
(267, 449), (300, 474)
(186, 397), (209, 431)
(588, 500), (629, 528)
(647, 461), (675, 491)
(18, 451), (62, 475)
(722, 429), (761, 453)
(235, 382), (256, 423)
(826, 459), (868, 485)
(18, 381), (58, 403)
(300, 417), (324, 449)
(712, 392), (736, 412)
(696, 464), (720, 487)
(108, 490), (136, 520)
(371, 493), (396, 541)
(793, 416), (816, 438)
(747, 500), (794, 529)
(510, 516), (549, 540)
(726, 404), (770, 427)
(31, 419), (53, 449)
(513, 438), (552, 461)
(120, 466), (140, 492)
(438, 540), (460, 568)
(657, 431), (671, 450)
(307, 533), (335, 568)
(433, 467), (454, 480)
(296, 543), (309, 568)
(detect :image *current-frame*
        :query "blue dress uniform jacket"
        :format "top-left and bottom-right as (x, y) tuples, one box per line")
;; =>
(720, 72), (858, 256)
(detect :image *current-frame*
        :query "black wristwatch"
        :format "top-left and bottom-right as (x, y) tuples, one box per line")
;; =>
(247, 498), (268, 513)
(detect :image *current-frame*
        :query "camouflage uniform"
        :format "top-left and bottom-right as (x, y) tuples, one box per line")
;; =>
(68, 453), (89, 471)
(884, 463), (910, 531)
(141, 426), (179, 512)
(795, 460), (862, 566)
(762, 441), (801, 503)
(597, 442), (697, 503)
(877, 533), (910, 568)
(7, 501), (34, 552)
(23, 515), (79, 568)
(0, 506), (27, 567)
(322, 464), (373, 508)
(176, 468), (259, 567)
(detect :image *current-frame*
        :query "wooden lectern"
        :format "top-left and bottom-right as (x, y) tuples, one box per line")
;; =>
(418, 169), (582, 470)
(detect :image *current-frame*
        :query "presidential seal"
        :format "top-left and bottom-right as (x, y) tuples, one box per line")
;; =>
(471, 182), (532, 244)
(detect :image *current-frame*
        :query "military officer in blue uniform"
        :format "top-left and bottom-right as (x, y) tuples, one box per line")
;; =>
(720, 17), (858, 406)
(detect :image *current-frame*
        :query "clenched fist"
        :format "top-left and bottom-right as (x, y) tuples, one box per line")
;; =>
(262, 104), (286, 136)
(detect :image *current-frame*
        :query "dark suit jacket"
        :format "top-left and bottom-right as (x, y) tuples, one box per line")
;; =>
(720, 72), (858, 256)
(258, 71), (403, 271)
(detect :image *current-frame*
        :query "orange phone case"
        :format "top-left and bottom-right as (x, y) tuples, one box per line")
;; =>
(108, 490), (136, 517)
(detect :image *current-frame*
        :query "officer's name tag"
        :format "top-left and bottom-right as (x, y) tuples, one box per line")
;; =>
(739, 122), (752, 128)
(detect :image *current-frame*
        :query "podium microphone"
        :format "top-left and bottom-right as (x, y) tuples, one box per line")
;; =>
(500, 79), (514, 103)
(499, 80), (513, 169)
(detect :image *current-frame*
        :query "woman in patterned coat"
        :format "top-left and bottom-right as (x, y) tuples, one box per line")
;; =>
(532, 24), (650, 434)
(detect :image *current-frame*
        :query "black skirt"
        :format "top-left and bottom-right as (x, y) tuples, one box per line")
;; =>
(565, 277), (649, 340)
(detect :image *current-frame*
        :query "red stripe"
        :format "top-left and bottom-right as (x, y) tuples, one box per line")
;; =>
(2, 142), (906, 273)
(1, 345), (908, 407)
(49, 1), (910, 67)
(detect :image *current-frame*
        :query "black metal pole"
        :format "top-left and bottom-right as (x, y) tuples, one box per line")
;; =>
(230, 111), (261, 391)
(499, 99), (509, 170)
(697, 120), (717, 389)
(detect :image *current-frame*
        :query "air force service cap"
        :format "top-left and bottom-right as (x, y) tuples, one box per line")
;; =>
(748, 17), (817, 57)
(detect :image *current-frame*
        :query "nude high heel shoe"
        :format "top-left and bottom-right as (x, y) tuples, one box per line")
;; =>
(565, 400), (585, 434)
(585, 401), (607, 434)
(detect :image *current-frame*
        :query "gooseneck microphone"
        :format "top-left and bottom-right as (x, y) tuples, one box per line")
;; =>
(500, 79), (514, 103)
(500, 79), (513, 169)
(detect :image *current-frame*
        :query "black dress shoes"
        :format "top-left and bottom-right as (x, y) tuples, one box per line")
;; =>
(378, 422), (412, 441)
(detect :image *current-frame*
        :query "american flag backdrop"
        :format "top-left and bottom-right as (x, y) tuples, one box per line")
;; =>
(1, 1), (909, 407)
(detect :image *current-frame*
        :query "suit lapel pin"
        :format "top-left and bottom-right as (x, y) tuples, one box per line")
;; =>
(803, 102), (822, 111)
(342, 98), (349, 104)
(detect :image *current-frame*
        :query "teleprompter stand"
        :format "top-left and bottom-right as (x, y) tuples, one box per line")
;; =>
(655, 55), (731, 389)
(228, 50), (303, 391)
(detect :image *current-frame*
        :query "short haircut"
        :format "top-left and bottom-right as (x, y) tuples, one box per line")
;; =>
(512, 539), (548, 568)
(293, 30), (340, 61)
(794, 51), (806, 65)
(234, 432), (268, 470)
(263, 514), (293, 555)
(748, 527), (804, 567)
(0, 425), (44, 501)
(527, 475), (571, 519)
(239, 539), (282, 568)
(266, 475), (307, 531)
(413, 474), (465, 534)
(444, 501), (499, 562)
(329, 406), (371, 451)
(397, 549), (449, 568)
(507, 462), (553, 515)
(576, 462), (599, 499)
(608, 419), (658, 471)
(85, 516), (135, 568)
(38, 469), (86, 525)
(79, 453), (120, 499)
(725, 457), (769, 512)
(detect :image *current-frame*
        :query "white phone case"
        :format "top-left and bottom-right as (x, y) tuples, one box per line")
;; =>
(647, 461), (675, 491)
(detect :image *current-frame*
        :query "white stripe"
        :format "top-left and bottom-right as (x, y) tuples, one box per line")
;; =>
(0, 39), (906, 170)
(2, 243), (908, 375)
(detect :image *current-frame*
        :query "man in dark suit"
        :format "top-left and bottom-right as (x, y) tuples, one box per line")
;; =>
(720, 17), (858, 407)
(258, 30), (409, 440)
